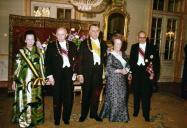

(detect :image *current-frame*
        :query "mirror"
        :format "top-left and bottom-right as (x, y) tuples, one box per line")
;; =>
(103, 5), (129, 41)
(107, 13), (125, 40)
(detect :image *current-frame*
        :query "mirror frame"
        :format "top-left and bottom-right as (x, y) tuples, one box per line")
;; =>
(103, 4), (129, 41)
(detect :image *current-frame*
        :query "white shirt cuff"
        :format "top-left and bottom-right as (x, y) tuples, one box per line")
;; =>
(47, 75), (53, 79)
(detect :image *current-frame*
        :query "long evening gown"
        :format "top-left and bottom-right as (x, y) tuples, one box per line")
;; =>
(100, 53), (129, 122)
(12, 46), (45, 128)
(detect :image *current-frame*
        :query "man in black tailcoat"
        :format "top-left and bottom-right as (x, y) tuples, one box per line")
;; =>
(129, 31), (160, 121)
(77, 24), (107, 122)
(181, 44), (187, 98)
(45, 27), (77, 125)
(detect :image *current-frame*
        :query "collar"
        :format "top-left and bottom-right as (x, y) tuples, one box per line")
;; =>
(59, 41), (66, 44)
(90, 37), (99, 42)
(139, 42), (146, 48)
(59, 41), (67, 48)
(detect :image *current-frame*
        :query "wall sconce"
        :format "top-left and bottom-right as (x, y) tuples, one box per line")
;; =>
(166, 31), (175, 38)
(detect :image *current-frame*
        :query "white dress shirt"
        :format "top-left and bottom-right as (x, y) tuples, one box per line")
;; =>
(59, 41), (71, 68)
(137, 42), (146, 66)
(91, 37), (101, 65)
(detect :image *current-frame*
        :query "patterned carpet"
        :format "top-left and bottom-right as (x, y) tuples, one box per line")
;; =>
(0, 91), (187, 128)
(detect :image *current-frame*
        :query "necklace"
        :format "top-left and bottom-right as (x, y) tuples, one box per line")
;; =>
(56, 40), (69, 56)
(56, 40), (70, 68)
(87, 38), (101, 53)
(87, 39), (92, 52)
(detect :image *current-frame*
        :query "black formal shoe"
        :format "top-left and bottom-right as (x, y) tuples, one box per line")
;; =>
(93, 116), (103, 122)
(145, 118), (150, 122)
(133, 113), (138, 117)
(79, 117), (85, 122)
(89, 115), (94, 119)
(64, 120), (70, 125)
(54, 121), (60, 125)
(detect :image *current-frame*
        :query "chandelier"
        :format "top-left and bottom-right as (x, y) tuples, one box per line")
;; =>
(33, 6), (50, 17)
(70, 0), (103, 11)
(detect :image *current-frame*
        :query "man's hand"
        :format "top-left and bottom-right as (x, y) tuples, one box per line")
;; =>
(149, 73), (154, 80)
(77, 75), (84, 84)
(47, 75), (55, 85)
(12, 81), (16, 91)
(72, 73), (77, 81)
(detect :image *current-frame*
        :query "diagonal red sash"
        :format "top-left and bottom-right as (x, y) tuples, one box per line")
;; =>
(60, 48), (68, 56)
(138, 48), (145, 58)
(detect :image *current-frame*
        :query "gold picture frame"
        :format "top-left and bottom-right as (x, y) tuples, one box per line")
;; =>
(103, 2), (129, 41)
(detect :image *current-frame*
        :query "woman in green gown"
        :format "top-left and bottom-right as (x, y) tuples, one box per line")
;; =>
(12, 30), (45, 128)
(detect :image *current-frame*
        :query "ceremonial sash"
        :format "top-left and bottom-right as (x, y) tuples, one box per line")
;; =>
(61, 47), (68, 56)
(19, 49), (45, 86)
(111, 51), (127, 68)
(138, 48), (145, 59)
(111, 51), (130, 73)
(91, 41), (100, 57)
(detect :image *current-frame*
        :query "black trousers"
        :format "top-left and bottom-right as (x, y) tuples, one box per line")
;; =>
(132, 66), (152, 119)
(80, 65), (103, 119)
(53, 67), (74, 123)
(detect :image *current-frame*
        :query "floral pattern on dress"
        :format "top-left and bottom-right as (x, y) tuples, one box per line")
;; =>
(100, 53), (129, 122)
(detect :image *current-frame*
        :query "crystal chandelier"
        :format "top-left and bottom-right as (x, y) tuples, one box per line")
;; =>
(33, 6), (50, 17)
(70, 0), (103, 11)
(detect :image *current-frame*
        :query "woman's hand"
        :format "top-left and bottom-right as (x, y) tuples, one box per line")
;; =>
(121, 68), (128, 75)
(45, 79), (51, 85)
(128, 73), (132, 80)
(114, 69), (121, 74)
(12, 81), (16, 91)
(114, 69), (128, 75)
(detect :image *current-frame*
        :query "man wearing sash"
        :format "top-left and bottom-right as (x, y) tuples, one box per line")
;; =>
(77, 24), (107, 122)
(45, 27), (77, 125)
(129, 31), (160, 121)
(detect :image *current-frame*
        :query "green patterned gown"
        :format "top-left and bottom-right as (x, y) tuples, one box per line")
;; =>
(12, 46), (45, 128)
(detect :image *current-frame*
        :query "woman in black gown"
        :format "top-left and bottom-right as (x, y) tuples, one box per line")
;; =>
(100, 34), (131, 122)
